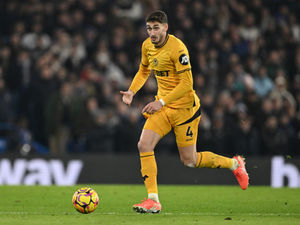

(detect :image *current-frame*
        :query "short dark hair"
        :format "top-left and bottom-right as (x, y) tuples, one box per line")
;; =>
(146, 10), (168, 24)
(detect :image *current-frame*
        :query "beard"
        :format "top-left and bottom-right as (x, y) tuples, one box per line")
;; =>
(150, 33), (164, 45)
(150, 36), (159, 44)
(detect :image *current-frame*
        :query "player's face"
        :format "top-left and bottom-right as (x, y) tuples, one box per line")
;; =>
(146, 22), (168, 46)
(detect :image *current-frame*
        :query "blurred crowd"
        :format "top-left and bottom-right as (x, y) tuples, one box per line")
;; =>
(0, 0), (300, 156)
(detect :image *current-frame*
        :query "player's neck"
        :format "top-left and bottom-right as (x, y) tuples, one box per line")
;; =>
(154, 33), (169, 48)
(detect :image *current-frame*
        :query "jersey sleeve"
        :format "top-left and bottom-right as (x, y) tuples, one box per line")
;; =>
(160, 69), (193, 105)
(128, 41), (150, 94)
(141, 41), (149, 67)
(159, 39), (193, 106)
(171, 42), (191, 73)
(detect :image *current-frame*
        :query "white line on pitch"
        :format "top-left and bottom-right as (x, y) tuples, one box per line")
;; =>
(0, 212), (299, 217)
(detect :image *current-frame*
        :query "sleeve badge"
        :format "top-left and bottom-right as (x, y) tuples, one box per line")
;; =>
(179, 54), (189, 65)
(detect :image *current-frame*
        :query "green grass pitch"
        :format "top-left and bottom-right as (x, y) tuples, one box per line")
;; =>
(0, 185), (299, 225)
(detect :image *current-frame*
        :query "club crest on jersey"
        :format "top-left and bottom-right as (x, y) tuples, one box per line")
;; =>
(153, 58), (158, 66)
(179, 54), (189, 65)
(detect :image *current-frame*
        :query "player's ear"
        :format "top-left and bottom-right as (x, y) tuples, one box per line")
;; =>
(163, 23), (168, 32)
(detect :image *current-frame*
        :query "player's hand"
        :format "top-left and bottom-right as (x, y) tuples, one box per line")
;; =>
(142, 101), (163, 114)
(120, 90), (134, 105)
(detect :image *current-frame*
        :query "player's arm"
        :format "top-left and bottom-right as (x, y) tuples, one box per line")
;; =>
(128, 64), (151, 95)
(160, 44), (193, 105)
(160, 68), (193, 105)
(120, 41), (150, 105)
(142, 67), (193, 114)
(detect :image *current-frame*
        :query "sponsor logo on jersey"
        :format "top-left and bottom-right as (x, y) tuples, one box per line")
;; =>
(179, 54), (189, 65)
(185, 138), (193, 141)
(153, 70), (169, 77)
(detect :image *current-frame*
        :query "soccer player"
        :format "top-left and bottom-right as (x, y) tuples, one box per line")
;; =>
(120, 10), (249, 214)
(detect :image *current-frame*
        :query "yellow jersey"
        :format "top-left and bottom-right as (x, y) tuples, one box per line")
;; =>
(129, 34), (199, 108)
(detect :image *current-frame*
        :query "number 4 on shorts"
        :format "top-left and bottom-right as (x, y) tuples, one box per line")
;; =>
(186, 126), (193, 137)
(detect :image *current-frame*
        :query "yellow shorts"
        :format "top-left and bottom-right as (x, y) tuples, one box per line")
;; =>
(143, 103), (201, 147)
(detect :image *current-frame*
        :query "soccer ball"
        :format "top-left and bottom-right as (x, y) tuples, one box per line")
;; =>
(72, 187), (99, 214)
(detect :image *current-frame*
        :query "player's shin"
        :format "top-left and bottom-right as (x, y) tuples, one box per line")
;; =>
(139, 151), (159, 202)
(195, 151), (235, 169)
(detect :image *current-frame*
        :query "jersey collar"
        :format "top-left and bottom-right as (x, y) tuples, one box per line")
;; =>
(155, 34), (169, 48)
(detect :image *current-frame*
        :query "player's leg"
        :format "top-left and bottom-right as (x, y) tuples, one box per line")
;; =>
(174, 112), (248, 189)
(178, 145), (236, 169)
(133, 109), (171, 213)
(138, 129), (161, 200)
(178, 145), (248, 189)
(133, 128), (162, 213)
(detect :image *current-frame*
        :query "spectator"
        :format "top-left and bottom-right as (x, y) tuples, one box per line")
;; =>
(0, 78), (14, 123)
(232, 116), (261, 155)
(269, 75), (296, 113)
(239, 13), (260, 41)
(45, 82), (74, 155)
(254, 66), (274, 98)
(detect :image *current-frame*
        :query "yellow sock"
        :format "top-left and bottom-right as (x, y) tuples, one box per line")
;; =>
(196, 151), (233, 169)
(139, 151), (158, 194)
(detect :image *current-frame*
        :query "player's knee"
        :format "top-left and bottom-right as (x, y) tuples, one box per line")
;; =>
(137, 140), (153, 153)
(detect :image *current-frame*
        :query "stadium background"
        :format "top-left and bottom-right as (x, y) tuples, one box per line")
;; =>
(0, 0), (300, 187)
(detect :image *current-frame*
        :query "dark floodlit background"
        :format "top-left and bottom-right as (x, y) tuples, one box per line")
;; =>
(0, 0), (300, 157)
